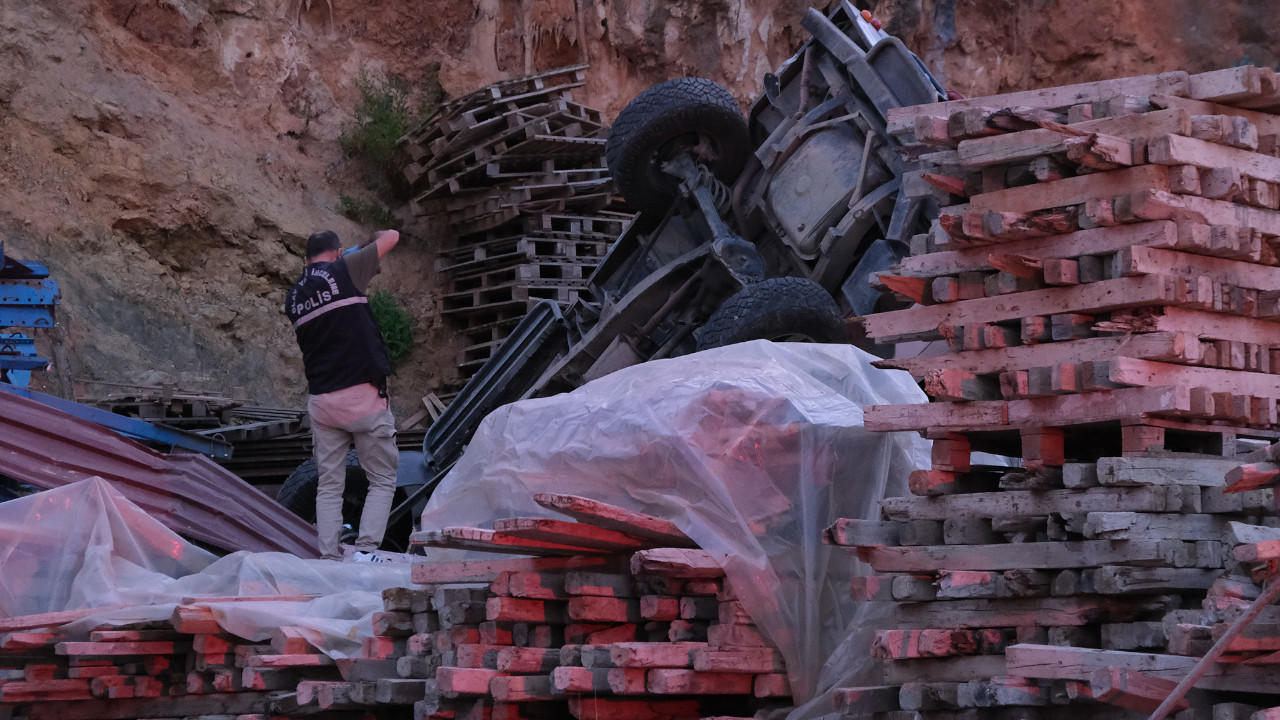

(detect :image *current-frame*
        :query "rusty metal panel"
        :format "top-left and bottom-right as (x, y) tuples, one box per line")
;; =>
(0, 390), (318, 557)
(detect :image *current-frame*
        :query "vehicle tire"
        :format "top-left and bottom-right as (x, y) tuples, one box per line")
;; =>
(697, 277), (848, 350)
(277, 449), (369, 534)
(606, 77), (750, 213)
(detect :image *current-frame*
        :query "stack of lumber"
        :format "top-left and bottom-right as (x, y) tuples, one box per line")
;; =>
(0, 596), (373, 720)
(405, 492), (792, 720)
(400, 65), (633, 379)
(827, 66), (1280, 719)
(0, 494), (787, 720)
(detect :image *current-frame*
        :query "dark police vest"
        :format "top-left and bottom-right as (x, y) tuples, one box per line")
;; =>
(285, 259), (390, 396)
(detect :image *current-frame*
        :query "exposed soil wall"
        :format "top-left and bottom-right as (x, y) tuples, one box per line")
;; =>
(2, 0), (1278, 416)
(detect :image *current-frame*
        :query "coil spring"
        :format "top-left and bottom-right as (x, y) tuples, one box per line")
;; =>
(697, 164), (733, 216)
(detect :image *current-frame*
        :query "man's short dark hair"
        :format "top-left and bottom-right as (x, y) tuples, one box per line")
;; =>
(305, 230), (342, 259)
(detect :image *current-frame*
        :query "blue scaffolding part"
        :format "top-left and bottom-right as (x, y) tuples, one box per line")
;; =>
(0, 240), (58, 384)
(0, 383), (234, 458)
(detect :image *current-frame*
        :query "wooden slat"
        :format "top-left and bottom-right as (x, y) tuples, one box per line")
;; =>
(955, 108), (1190, 167)
(866, 385), (1193, 433)
(885, 72), (1190, 123)
(877, 332), (1196, 378)
(864, 274), (1176, 343)
(534, 493), (696, 548)
(491, 517), (650, 552)
(410, 556), (613, 584)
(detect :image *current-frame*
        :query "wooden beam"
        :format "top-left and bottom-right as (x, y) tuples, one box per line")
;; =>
(955, 108), (1190, 167)
(971, 164), (1169, 214)
(885, 72), (1189, 123)
(1006, 643), (1280, 694)
(1128, 188), (1280, 236)
(896, 221), (1178, 277)
(864, 274), (1176, 343)
(410, 556), (613, 585)
(1149, 132), (1280, 184)
(1152, 94), (1280, 138)
(534, 493), (695, 548)
(855, 539), (1193, 572)
(880, 484), (1196, 522)
(1107, 357), (1280, 399)
(876, 332), (1196, 378)
(1088, 666), (1192, 714)
(1106, 305), (1280, 345)
(629, 549), (726, 579)
(491, 518), (649, 552)
(1114, 245), (1280, 291)
(895, 596), (1178, 630)
(865, 385), (1192, 433)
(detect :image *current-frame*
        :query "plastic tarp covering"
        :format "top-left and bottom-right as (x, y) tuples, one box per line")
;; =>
(418, 340), (930, 708)
(0, 477), (410, 657)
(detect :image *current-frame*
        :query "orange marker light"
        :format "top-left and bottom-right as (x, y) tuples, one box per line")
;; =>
(861, 9), (873, 20)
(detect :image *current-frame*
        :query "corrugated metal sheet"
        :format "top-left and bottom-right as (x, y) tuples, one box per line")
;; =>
(0, 390), (318, 557)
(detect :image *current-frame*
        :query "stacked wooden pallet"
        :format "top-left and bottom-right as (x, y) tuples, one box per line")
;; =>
(402, 65), (633, 379)
(825, 66), (1280, 719)
(440, 211), (632, 375)
(404, 492), (792, 720)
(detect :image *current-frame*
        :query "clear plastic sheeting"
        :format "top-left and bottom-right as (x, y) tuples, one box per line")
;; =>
(0, 477), (411, 658)
(0, 477), (218, 618)
(419, 340), (930, 705)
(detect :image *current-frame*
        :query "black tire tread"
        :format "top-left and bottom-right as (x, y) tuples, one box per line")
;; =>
(606, 78), (749, 212)
(276, 449), (366, 523)
(698, 277), (847, 350)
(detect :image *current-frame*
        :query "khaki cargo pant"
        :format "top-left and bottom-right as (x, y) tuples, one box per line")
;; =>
(309, 403), (399, 560)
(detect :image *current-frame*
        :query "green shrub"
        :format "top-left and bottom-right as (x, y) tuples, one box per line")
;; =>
(340, 64), (443, 191)
(336, 194), (401, 229)
(369, 290), (415, 367)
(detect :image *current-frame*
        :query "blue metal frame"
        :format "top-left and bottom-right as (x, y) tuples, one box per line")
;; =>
(0, 383), (234, 459)
(1, 243), (60, 385)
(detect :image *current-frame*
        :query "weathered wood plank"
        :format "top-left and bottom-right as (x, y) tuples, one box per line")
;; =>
(491, 517), (649, 552)
(1096, 457), (1238, 487)
(1128, 188), (1280, 236)
(895, 596), (1177, 630)
(956, 108), (1190, 167)
(896, 221), (1179, 277)
(1107, 357), (1280, 400)
(1006, 643), (1280, 694)
(880, 484), (1196, 521)
(1116, 245), (1280, 291)
(1149, 132), (1280, 185)
(855, 539), (1194, 572)
(1107, 305), (1280, 345)
(865, 274), (1178, 343)
(970, 164), (1169, 214)
(410, 556), (613, 584)
(885, 72), (1189, 122)
(1083, 512), (1232, 541)
(534, 493), (696, 547)
(876, 332), (1196, 378)
(629, 548), (726, 579)
(866, 385), (1193, 434)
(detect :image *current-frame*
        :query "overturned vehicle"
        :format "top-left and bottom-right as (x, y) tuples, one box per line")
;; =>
(278, 1), (948, 548)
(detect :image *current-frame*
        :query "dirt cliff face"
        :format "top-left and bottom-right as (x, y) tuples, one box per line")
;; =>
(2, 0), (1279, 415)
(874, 0), (1280, 98)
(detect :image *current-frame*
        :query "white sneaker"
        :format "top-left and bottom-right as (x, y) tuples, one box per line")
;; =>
(350, 551), (389, 563)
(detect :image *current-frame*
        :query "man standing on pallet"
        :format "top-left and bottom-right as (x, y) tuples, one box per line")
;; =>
(285, 228), (400, 562)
